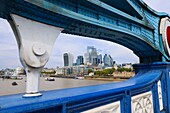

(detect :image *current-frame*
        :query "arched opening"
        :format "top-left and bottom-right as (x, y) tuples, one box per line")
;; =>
(0, 18), (139, 96)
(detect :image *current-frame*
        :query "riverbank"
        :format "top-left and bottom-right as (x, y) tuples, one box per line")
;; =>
(85, 77), (129, 82)
(84, 71), (134, 81)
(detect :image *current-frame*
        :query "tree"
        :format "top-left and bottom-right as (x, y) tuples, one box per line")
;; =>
(117, 68), (132, 72)
(95, 68), (115, 76)
(94, 71), (101, 75)
(88, 69), (93, 74)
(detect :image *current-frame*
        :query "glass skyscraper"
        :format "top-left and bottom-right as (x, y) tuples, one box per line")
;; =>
(84, 46), (98, 65)
(63, 52), (74, 67)
(103, 54), (114, 67)
(76, 56), (84, 65)
(97, 54), (102, 64)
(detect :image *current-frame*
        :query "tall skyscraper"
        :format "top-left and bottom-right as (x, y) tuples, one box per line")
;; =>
(63, 53), (74, 67)
(84, 46), (98, 65)
(76, 56), (84, 65)
(97, 54), (102, 64)
(109, 55), (114, 66)
(84, 46), (92, 64)
(91, 47), (98, 65)
(103, 54), (114, 67)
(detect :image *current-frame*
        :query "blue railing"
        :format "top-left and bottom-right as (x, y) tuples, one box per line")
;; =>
(0, 62), (170, 113)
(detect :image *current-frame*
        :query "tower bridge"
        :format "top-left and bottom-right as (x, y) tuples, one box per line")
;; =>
(0, 0), (170, 113)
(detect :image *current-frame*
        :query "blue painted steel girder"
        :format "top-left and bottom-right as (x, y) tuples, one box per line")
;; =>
(0, 0), (170, 63)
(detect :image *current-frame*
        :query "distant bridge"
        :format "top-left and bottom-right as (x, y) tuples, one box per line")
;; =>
(0, 0), (170, 113)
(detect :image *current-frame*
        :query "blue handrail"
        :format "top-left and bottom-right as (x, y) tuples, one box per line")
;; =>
(0, 62), (169, 113)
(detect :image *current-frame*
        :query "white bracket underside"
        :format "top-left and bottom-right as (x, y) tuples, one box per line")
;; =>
(9, 14), (63, 97)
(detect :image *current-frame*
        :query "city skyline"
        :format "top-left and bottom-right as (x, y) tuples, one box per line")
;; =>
(64, 46), (115, 67)
(0, 0), (169, 69)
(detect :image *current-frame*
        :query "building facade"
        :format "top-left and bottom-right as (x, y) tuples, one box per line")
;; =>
(97, 54), (102, 64)
(103, 54), (114, 67)
(76, 56), (84, 65)
(63, 52), (74, 67)
(84, 46), (98, 65)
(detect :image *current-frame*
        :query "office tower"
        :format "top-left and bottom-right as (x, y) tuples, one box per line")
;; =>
(84, 46), (98, 65)
(76, 56), (84, 65)
(63, 52), (74, 67)
(97, 54), (102, 64)
(84, 52), (90, 64)
(103, 54), (114, 67)
(84, 46), (92, 64)
(103, 54), (109, 67)
(108, 55), (114, 66)
(91, 47), (98, 65)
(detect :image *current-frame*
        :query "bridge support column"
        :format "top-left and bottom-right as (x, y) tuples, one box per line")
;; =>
(9, 14), (63, 97)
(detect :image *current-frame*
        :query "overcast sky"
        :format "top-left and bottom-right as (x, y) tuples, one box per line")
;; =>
(0, 0), (169, 69)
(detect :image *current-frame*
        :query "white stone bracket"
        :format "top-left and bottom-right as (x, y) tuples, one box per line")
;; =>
(9, 14), (63, 97)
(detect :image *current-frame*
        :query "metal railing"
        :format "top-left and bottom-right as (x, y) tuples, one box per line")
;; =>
(0, 62), (170, 113)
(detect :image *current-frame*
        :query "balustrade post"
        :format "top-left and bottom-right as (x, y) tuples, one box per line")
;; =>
(161, 68), (170, 113)
(152, 82), (160, 113)
(121, 91), (131, 113)
(62, 104), (67, 113)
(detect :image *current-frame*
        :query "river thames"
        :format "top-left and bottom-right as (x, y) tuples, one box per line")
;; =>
(0, 77), (112, 96)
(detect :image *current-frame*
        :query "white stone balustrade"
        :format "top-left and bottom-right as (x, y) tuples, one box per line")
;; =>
(82, 101), (120, 113)
(132, 92), (153, 113)
(82, 81), (163, 113)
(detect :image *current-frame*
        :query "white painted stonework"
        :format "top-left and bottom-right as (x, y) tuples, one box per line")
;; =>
(132, 91), (153, 113)
(160, 17), (170, 56)
(82, 91), (155, 113)
(10, 14), (63, 97)
(158, 80), (163, 110)
(82, 101), (120, 113)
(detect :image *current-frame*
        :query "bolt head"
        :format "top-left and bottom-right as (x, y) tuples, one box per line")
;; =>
(32, 44), (46, 56)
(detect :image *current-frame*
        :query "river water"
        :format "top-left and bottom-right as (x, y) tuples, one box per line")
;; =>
(0, 77), (112, 96)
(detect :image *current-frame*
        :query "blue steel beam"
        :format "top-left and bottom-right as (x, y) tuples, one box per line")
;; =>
(0, 0), (169, 63)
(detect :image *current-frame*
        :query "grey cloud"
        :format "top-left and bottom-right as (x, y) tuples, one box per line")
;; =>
(144, 0), (170, 13)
